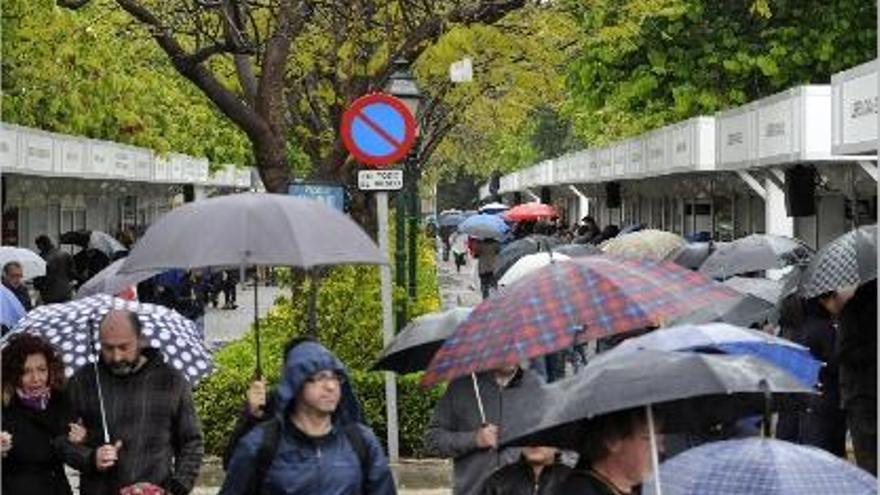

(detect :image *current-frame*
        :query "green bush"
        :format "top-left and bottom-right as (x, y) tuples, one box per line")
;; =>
(195, 234), (443, 456)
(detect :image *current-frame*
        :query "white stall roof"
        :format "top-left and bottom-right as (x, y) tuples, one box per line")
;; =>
(668, 117), (716, 174)
(626, 138), (645, 179)
(832, 59), (877, 155)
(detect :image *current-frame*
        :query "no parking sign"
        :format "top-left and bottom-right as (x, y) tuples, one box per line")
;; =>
(341, 93), (417, 167)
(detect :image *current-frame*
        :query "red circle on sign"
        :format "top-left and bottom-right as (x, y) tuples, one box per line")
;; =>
(341, 93), (417, 167)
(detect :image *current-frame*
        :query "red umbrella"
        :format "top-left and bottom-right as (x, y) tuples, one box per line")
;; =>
(503, 202), (558, 222)
(422, 255), (740, 386)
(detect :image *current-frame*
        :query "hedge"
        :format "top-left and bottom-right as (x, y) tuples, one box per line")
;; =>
(195, 233), (443, 457)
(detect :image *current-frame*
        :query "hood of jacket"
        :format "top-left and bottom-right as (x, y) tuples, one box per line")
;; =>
(274, 341), (364, 425)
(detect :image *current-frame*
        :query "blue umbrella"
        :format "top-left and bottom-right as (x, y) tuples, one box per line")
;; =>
(645, 437), (877, 495)
(457, 213), (509, 240)
(0, 285), (26, 329)
(608, 323), (821, 387)
(438, 212), (466, 227)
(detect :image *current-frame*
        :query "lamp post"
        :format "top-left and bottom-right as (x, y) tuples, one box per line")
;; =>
(386, 59), (423, 320)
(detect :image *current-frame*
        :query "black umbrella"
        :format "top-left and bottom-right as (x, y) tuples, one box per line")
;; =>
(492, 235), (561, 279)
(502, 350), (813, 449)
(372, 307), (472, 374)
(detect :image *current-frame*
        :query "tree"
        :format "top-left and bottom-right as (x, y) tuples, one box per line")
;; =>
(55, 0), (531, 216)
(562, 0), (877, 145)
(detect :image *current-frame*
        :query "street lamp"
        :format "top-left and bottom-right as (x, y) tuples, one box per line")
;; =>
(386, 59), (423, 327)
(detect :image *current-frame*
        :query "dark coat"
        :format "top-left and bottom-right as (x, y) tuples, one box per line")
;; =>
(555, 469), (635, 495)
(220, 341), (395, 495)
(3, 280), (32, 311)
(34, 247), (74, 304)
(2, 391), (75, 495)
(59, 348), (204, 495)
(480, 457), (571, 495)
(837, 280), (877, 407)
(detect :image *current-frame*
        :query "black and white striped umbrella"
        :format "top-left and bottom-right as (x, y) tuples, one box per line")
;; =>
(801, 225), (876, 299)
(4, 294), (212, 383)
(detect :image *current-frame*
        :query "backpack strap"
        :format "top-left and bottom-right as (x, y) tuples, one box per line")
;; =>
(343, 423), (373, 494)
(252, 417), (282, 495)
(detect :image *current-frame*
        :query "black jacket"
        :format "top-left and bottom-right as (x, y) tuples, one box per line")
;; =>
(2, 391), (75, 495)
(555, 469), (637, 495)
(481, 457), (571, 495)
(837, 280), (877, 406)
(34, 247), (74, 304)
(798, 302), (842, 414)
(3, 280), (32, 311)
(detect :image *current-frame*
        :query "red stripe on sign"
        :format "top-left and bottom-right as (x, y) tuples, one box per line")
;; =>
(354, 109), (405, 150)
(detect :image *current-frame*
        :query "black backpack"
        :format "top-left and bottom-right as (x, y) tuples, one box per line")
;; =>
(249, 416), (372, 495)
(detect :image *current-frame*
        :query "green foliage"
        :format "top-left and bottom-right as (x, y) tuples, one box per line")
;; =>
(562, 0), (877, 145)
(195, 235), (441, 456)
(2, 0), (252, 166)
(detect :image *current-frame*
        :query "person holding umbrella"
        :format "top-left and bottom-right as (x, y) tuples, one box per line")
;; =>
(480, 446), (572, 495)
(557, 408), (659, 495)
(59, 309), (204, 495)
(424, 364), (544, 495)
(1, 333), (87, 495)
(34, 235), (74, 304)
(3, 261), (32, 311)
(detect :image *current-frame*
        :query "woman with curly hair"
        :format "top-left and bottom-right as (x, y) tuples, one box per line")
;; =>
(1, 333), (86, 495)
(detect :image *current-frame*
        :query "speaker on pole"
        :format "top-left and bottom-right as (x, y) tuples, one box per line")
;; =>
(513, 192), (523, 205)
(540, 186), (552, 204)
(784, 165), (816, 217)
(183, 184), (195, 203)
(606, 182), (621, 209)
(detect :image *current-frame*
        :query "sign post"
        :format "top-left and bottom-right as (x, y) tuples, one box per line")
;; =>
(341, 92), (417, 465)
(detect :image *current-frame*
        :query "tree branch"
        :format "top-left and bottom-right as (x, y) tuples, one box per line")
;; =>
(57, 0), (92, 9)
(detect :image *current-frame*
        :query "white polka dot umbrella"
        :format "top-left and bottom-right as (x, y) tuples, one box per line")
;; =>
(4, 294), (213, 384)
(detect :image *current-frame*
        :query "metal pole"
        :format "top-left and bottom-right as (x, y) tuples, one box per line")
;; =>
(376, 192), (399, 463)
(408, 146), (421, 300)
(395, 190), (407, 331)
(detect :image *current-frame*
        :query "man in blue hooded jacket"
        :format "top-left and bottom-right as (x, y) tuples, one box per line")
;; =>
(219, 341), (396, 495)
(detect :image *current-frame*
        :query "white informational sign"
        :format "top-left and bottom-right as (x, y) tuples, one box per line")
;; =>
(450, 57), (473, 83)
(358, 169), (404, 191)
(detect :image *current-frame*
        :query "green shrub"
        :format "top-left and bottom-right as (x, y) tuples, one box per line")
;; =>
(195, 234), (443, 456)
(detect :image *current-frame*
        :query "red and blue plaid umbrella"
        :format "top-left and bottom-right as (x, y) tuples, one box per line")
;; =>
(422, 255), (740, 386)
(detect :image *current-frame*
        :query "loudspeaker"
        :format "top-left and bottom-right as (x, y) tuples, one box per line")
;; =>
(606, 182), (621, 209)
(489, 173), (501, 196)
(784, 165), (816, 217)
(512, 192), (523, 205)
(540, 186), (552, 204)
(183, 184), (195, 203)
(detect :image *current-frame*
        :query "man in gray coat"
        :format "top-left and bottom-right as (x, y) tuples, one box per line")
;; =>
(424, 365), (543, 495)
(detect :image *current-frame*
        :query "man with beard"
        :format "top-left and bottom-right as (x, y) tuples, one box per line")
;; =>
(59, 310), (204, 495)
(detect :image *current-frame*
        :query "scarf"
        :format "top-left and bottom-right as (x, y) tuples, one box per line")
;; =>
(16, 386), (51, 411)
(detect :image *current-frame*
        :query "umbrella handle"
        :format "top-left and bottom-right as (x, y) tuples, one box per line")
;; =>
(93, 360), (110, 444)
(647, 404), (663, 495)
(471, 373), (487, 425)
(760, 379), (771, 438)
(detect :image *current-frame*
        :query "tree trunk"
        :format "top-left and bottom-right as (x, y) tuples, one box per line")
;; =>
(253, 133), (290, 193)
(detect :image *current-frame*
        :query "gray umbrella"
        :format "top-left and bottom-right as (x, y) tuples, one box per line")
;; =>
(673, 242), (715, 270)
(699, 235), (813, 280)
(75, 259), (162, 299)
(438, 212), (466, 227)
(492, 235), (561, 279)
(119, 192), (386, 374)
(552, 243), (602, 258)
(372, 307), (472, 374)
(801, 225), (876, 299)
(667, 292), (778, 327)
(501, 349), (813, 449)
(722, 277), (783, 305)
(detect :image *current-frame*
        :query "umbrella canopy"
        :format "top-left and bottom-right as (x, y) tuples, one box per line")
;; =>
(492, 235), (562, 279)
(672, 242), (714, 270)
(0, 246), (46, 279)
(503, 202), (558, 222)
(551, 243), (602, 258)
(372, 307), (473, 374)
(645, 438), (877, 495)
(801, 224), (877, 298)
(6, 294), (212, 383)
(699, 234), (813, 280)
(666, 292), (778, 328)
(501, 350), (813, 448)
(119, 193), (386, 273)
(89, 231), (128, 257)
(609, 323), (821, 386)
(478, 202), (508, 214)
(601, 229), (686, 261)
(438, 212), (466, 227)
(457, 213), (510, 240)
(75, 259), (163, 300)
(498, 252), (571, 288)
(722, 277), (783, 305)
(59, 230), (92, 247)
(423, 256), (740, 386)
(0, 285), (26, 328)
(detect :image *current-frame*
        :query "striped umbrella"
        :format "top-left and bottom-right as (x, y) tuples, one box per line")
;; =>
(422, 256), (740, 386)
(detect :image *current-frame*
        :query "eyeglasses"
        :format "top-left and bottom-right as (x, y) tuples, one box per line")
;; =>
(306, 370), (344, 385)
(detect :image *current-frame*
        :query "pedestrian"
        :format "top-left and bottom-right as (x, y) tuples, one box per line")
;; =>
(2, 333), (87, 495)
(480, 446), (572, 495)
(556, 408), (660, 495)
(424, 364), (543, 495)
(473, 238), (500, 299)
(836, 279), (877, 474)
(775, 292), (806, 443)
(451, 232), (469, 274)
(3, 260), (32, 311)
(796, 293), (849, 457)
(575, 216), (601, 243)
(219, 339), (396, 495)
(59, 309), (204, 495)
(33, 235), (74, 304)
(222, 269), (239, 310)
